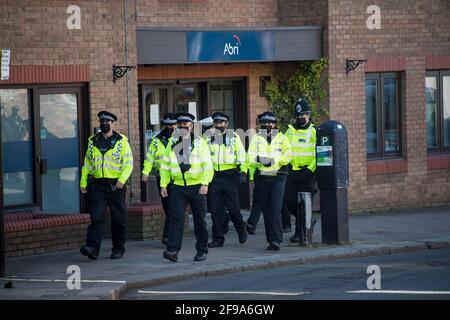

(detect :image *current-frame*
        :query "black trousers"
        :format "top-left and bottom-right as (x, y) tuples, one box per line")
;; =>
(284, 170), (315, 227)
(208, 171), (245, 243)
(247, 182), (262, 228)
(167, 185), (208, 254)
(255, 174), (287, 244)
(281, 183), (292, 228)
(156, 176), (171, 240)
(86, 181), (127, 255)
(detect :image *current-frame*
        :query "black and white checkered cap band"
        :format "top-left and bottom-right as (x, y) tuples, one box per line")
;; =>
(99, 114), (115, 121)
(259, 115), (276, 122)
(213, 115), (228, 121)
(162, 118), (177, 125)
(177, 116), (193, 122)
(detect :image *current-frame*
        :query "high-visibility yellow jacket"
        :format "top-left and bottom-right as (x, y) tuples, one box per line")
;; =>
(80, 132), (133, 188)
(205, 131), (247, 173)
(285, 124), (317, 172)
(142, 133), (171, 176)
(160, 134), (214, 188)
(246, 131), (292, 181)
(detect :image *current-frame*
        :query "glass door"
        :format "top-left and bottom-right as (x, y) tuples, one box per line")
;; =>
(141, 86), (169, 203)
(142, 87), (169, 154)
(0, 89), (34, 208)
(209, 81), (235, 128)
(173, 85), (200, 133)
(37, 88), (82, 213)
(140, 83), (201, 202)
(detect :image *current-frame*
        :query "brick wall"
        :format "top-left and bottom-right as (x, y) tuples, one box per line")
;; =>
(104, 203), (189, 241)
(5, 213), (90, 257)
(4, 204), (180, 257)
(278, 0), (328, 26)
(0, 0), (141, 203)
(136, 0), (278, 28)
(327, 0), (450, 211)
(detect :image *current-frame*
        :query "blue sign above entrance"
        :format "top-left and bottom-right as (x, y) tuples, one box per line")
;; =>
(187, 31), (275, 63)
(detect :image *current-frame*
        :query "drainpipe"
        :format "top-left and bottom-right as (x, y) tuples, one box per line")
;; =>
(123, 0), (133, 202)
(0, 117), (5, 277)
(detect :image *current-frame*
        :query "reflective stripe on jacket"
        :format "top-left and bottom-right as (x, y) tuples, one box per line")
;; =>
(80, 132), (133, 187)
(206, 132), (247, 173)
(285, 124), (316, 172)
(246, 131), (292, 181)
(160, 135), (214, 188)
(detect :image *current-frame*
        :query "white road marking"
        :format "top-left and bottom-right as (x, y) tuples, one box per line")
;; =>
(1, 277), (126, 284)
(347, 290), (450, 295)
(138, 290), (308, 296)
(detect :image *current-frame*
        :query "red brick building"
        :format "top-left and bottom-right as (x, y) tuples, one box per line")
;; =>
(1, 0), (449, 256)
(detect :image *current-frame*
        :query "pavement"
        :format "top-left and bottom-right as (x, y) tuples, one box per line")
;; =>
(1, 205), (450, 300)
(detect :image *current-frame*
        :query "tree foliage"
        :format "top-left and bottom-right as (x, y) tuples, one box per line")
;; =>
(265, 58), (329, 131)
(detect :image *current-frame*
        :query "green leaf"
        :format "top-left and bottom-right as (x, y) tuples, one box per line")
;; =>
(264, 59), (329, 131)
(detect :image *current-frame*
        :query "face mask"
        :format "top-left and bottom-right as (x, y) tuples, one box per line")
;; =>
(162, 127), (174, 137)
(215, 126), (226, 133)
(296, 118), (308, 126)
(177, 126), (190, 135)
(100, 123), (111, 134)
(260, 124), (272, 133)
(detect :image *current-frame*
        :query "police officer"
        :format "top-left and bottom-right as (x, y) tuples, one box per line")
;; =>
(247, 112), (292, 250)
(80, 111), (133, 260)
(199, 116), (214, 134)
(160, 112), (213, 262)
(142, 113), (177, 247)
(201, 116), (232, 236)
(285, 97), (317, 246)
(206, 112), (247, 248)
(245, 116), (263, 235)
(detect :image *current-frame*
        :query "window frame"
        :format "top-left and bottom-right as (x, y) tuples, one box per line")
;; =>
(426, 71), (440, 153)
(427, 70), (450, 154)
(365, 72), (402, 159)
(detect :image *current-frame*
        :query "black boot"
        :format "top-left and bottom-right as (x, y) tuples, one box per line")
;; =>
(194, 252), (207, 262)
(80, 245), (98, 260)
(237, 228), (248, 244)
(289, 231), (300, 243)
(163, 250), (178, 262)
(245, 221), (256, 235)
(208, 240), (224, 248)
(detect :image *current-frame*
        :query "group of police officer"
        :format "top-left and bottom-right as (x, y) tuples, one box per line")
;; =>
(79, 97), (317, 263)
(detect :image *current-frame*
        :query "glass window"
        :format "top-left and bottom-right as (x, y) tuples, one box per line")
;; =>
(0, 89), (34, 206)
(365, 79), (378, 154)
(426, 76), (438, 150)
(365, 73), (402, 158)
(426, 71), (450, 153)
(143, 88), (168, 153)
(384, 77), (399, 153)
(209, 81), (235, 128)
(173, 86), (198, 113)
(443, 76), (450, 148)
